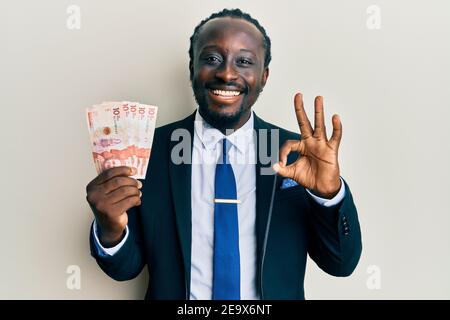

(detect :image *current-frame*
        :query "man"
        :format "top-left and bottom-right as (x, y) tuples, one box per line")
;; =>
(86, 8), (362, 300)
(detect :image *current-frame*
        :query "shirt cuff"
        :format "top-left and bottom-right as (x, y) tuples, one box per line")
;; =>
(306, 177), (346, 207)
(92, 220), (129, 257)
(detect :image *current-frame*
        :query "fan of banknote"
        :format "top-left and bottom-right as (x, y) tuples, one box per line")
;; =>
(86, 101), (158, 179)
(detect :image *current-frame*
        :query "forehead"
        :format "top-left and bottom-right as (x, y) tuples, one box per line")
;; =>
(195, 17), (264, 54)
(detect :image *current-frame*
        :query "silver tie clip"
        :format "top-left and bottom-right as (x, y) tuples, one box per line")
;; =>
(214, 198), (241, 204)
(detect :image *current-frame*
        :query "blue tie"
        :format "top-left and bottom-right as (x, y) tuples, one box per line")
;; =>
(212, 139), (240, 300)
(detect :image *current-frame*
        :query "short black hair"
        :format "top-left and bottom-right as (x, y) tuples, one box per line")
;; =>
(189, 8), (272, 80)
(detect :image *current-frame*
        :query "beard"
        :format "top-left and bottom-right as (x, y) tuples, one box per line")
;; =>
(198, 99), (246, 131)
(192, 79), (253, 132)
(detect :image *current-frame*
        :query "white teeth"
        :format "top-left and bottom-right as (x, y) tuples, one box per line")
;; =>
(211, 89), (241, 97)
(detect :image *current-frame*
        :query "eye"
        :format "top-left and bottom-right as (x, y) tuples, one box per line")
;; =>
(205, 56), (220, 65)
(237, 58), (253, 66)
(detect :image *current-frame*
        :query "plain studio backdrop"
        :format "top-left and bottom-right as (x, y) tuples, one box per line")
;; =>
(1, 0), (449, 299)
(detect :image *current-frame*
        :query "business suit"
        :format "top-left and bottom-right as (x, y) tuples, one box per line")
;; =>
(90, 110), (362, 300)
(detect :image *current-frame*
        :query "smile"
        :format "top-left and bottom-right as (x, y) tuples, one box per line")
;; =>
(210, 89), (242, 97)
(207, 89), (243, 105)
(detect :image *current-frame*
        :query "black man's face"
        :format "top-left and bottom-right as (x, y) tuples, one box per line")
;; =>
(190, 17), (269, 130)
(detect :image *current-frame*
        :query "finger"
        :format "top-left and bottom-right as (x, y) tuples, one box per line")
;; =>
(107, 186), (142, 204)
(278, 139), (303, 166)
(112, 196), (142, 215)
(329, 114), (342, 149)
(272, 162), (296, 179)
(313, 96), (326, 140)
(94, 166), (137, 185)
(294, 93), (313, 138)
(103, 177), (142, 194)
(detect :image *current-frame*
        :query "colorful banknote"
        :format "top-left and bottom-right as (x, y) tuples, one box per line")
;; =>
(86, 101), (158, 179)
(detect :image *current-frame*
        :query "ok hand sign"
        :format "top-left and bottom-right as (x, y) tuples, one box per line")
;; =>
(273, 93), (342, 199)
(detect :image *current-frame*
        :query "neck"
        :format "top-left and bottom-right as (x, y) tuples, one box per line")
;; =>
(228, 109), (251, 134)
(199, 109), (252, 135)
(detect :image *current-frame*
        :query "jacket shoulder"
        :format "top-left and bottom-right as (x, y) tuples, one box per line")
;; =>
(255, 114), (300, 143)
(153, 111), (196, 142)
(272, 124), (300, 144)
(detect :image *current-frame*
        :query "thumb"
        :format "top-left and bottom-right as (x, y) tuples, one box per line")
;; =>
(272, 162), (295, 179)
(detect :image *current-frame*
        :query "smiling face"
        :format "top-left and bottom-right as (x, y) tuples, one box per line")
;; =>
(190, 17), (269, 132)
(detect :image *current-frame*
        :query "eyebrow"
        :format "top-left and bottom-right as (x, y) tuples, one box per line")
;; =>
(201, 45), (256, 55)
(239, 49), (255, 54)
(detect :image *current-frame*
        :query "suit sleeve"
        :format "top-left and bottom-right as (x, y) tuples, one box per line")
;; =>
(306, 179), (362, 277)
(89, 204), (146, 281)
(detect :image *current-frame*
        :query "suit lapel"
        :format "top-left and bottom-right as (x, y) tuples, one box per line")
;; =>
(254, 114), (279, 274)
(168, 111), (280, 298)
(168, 110), (196, 299)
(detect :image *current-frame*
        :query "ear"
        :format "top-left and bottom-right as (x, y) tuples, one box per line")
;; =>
(189, 61), (194, 82)
(261, 67), (269, 87)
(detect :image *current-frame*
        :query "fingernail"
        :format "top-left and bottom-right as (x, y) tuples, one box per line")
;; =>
(273, 163), (280, 172)
(139, 191), (142, 198)
(137, 180), (143, 189)
(130, 167), (137, 175)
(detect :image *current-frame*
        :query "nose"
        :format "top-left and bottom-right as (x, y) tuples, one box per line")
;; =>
(215, 60), (238, 83)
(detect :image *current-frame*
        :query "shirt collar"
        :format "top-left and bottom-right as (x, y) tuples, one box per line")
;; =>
(194, 108), (254, 154)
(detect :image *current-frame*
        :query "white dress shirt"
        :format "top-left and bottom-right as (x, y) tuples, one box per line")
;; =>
(92, 109), (346, 300)
(190, 110), (258, 299)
